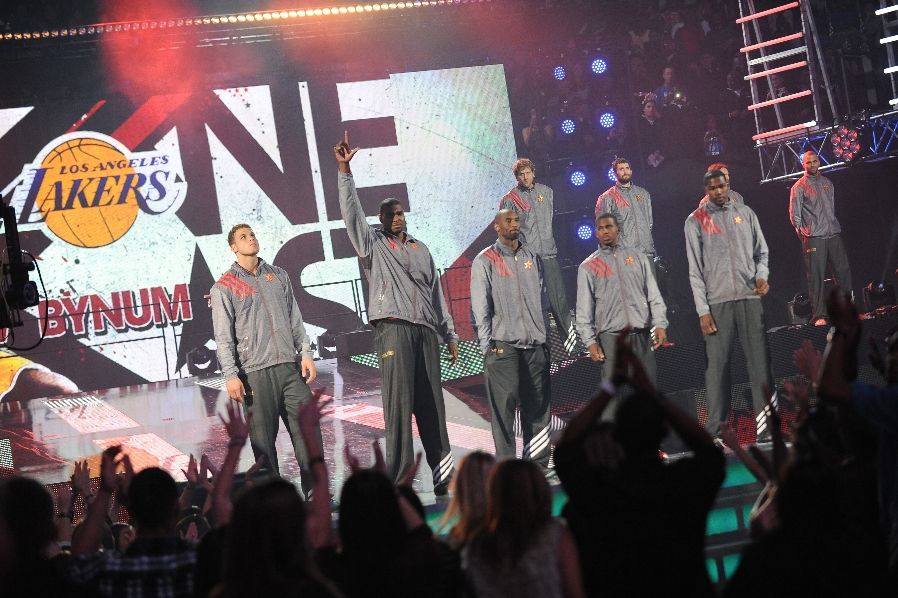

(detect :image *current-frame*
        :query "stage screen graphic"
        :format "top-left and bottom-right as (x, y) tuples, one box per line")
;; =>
(0, 63), (517, 396)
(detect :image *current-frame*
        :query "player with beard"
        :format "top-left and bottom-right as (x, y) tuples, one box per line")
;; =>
(595, 159), (656, 273)
(789, 150), (852, 324)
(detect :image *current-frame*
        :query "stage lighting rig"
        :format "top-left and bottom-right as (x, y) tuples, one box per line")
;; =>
(830, 124), (862, 162)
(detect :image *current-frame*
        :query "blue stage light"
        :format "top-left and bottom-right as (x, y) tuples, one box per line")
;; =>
(560, 118), (576, 135)
(590, 58), (608, 75)
(607, 167), (616, 182)
(569, 169), (587, 187)
(577, 223), (594, 240)
(553, 66), (566, 80)
(598, 112), (615, 129)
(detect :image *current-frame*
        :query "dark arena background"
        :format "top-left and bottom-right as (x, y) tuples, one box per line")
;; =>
(1, 0), (897, 587)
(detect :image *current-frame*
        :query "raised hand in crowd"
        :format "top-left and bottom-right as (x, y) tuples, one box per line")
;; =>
(212, 401), (250, 526)
(72, 445), (124, 555)
(70, 459), (93, 504)
(297, 387), (333, 548)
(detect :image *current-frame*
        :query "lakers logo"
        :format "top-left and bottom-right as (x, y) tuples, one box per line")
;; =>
(35, 137), (140, 248)
(12, 132), (185, 248)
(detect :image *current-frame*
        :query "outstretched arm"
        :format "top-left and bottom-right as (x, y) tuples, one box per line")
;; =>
(818, 288), (861, 404)
(298, 388), (333, 548)
(72, 446), (120, 555)
(335, 130), (375, 258)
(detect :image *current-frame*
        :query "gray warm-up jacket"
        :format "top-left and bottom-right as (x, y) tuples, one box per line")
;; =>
(685, 199), (770, 317)
(470, 241), (550, 354)
(338, 172), (458, 343)
(789, 173), (842, 238)
(499, 183), (558, 258)
(575, 243), (668, 347)
(210, 260), (313, 380)
(594, 183), (655, 256)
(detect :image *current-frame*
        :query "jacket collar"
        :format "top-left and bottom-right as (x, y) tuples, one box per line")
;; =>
(232, 258), (267, 277)
(493, 239), (523, 256)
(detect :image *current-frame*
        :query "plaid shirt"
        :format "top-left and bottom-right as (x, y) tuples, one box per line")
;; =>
(69, 537), (197, 598)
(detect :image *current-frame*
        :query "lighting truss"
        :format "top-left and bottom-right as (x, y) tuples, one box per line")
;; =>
(0, 1), (491, 42)
(756, 110), (898, 183)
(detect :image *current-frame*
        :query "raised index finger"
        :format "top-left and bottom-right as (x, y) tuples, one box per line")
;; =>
(343, 129), (350, 145)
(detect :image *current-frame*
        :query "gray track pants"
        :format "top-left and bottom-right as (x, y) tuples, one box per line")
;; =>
(703, 299), (773, 438)
(375, 320), (454, 486)
(483, 342), (552, 469)
(801, 234), (852, 320)
(598, 329), (657, 421)
(243, 362), (322, 495)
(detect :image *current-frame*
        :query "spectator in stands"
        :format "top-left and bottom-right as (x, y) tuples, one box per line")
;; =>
(702, 114), (726, 159)
(654, 66), (680, 107)
(217, 479), (338, 597)
(69, 449), (197, 598)
(636, 96), (665, 167)
(522, 108), (554, 176)
(197, 390), (332, 597)
(317, 466), (459, 598)
(0, 476), (93, 597)
(724, 290), (891, 596)
(816, 289), (897, 579)
(463, 458), (585, 598)
(441, 450), (495, 549)
(556, 331), (725, 598)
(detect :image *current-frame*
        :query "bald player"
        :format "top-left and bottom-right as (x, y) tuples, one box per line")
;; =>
(470, 209), (553, 473)
(789, 150), (852, 324)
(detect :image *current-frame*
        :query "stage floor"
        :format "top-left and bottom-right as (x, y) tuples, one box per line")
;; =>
(0, 357), (561, 505)
(4, 308), (893, 507)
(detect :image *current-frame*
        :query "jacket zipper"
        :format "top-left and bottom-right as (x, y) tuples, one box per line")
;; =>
(252, 266), (280, 363)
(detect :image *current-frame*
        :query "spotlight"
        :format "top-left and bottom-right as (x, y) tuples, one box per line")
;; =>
(560, 118), (576, 135)
(590, 57), (608, 75)
(863, 280), (897, 311)
(606, 167), (616, 183)
(569, 169), (587, 187)
(553, 66), (566, 81)
(598, 112), (615, 129)
(787, 293), (813, 325)
(576, 223), (594, 241)
(830, 122), (863, 162)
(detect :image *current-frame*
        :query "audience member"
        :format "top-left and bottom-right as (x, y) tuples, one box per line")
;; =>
(463, 459), (585, 598)
(318, 465), (459, 598)
(217, 479), (337, 597)
(724, 288), (892, 596)
(0, 476), (95, 597)
(556, 331), (725, 598)
(69, 449), (197, 598)
(441, 450), (496, 549)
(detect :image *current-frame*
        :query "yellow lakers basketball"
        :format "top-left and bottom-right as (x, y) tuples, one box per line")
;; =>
(36, 136), (140, 248)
